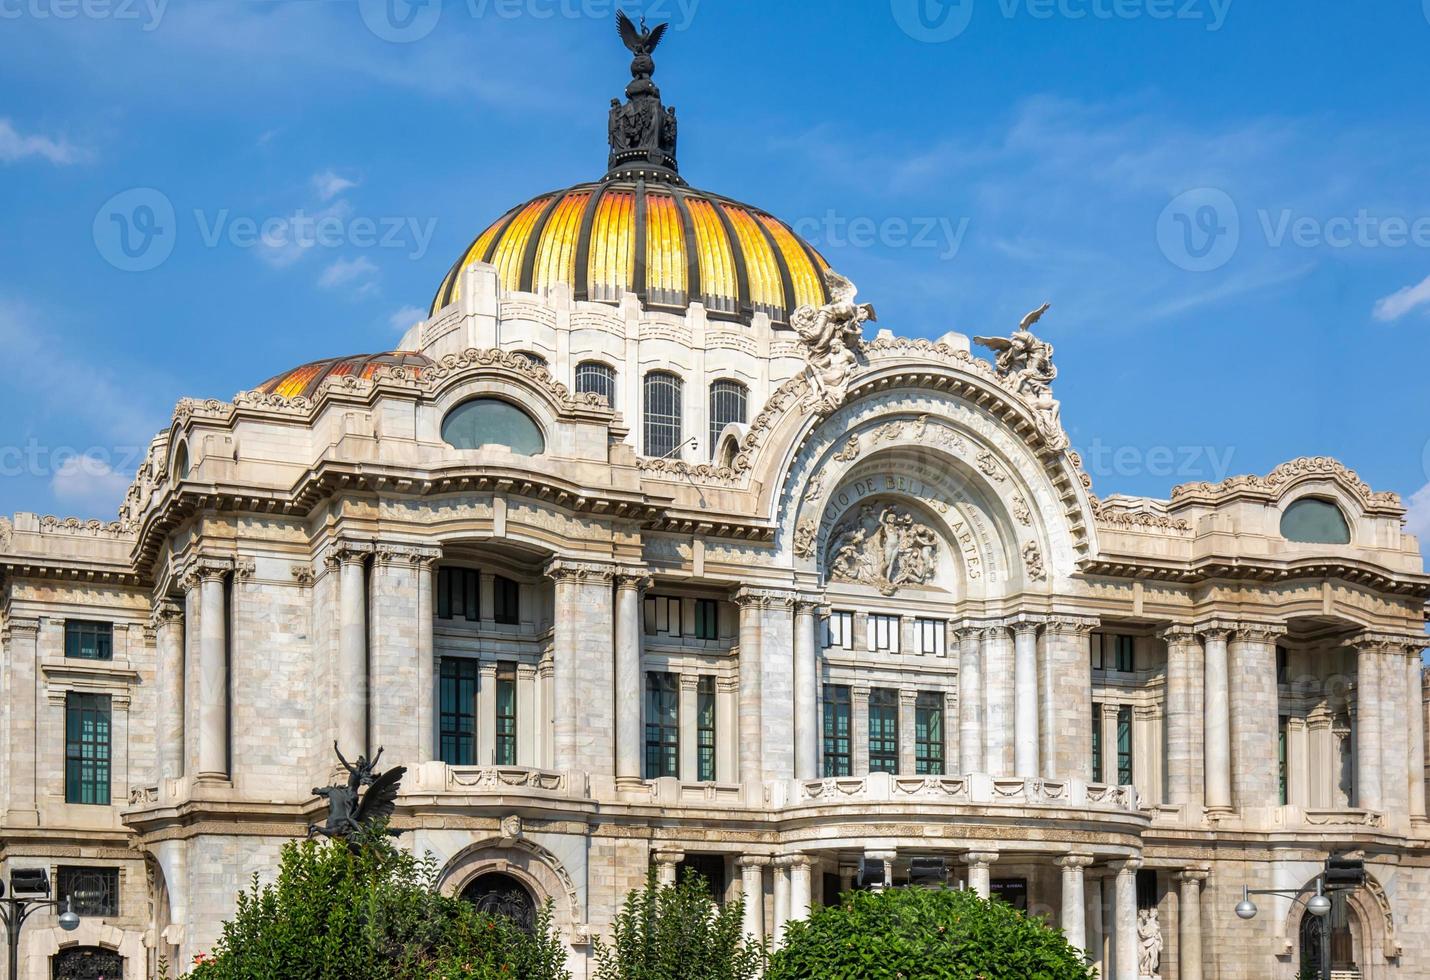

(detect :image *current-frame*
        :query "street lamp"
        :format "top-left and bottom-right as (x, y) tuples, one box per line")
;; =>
(1233, 877), (1333, 979)
(1, 870), (82, 980)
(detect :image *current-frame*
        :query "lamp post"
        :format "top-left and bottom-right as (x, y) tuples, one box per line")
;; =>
(1232, 877), (1332, 980)
(0, 869), (81, 980)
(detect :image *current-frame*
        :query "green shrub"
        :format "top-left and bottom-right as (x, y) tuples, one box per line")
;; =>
(593, 870), (765, 980)
(189, 827), (570, 980)
(767, 886), (1094, 980)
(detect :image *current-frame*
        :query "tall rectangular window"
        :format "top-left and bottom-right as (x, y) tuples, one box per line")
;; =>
(915, 619), (945, 657)
(867, 614), (900, 653)
(65, 620), (114, 661)
(1113, 635), (1135, 673)
(644, 672), (679, 778)
(64, 693), (111, 805)
(1278, 715), (1289, 805)
(437, 567), (480, 621)
(57, 867), (119, 917)
(1091, 702), (1104, 782)
(869, 688), (899, 774)
(708, 380), (748, 459)
(439, 658), (479, 765)
(1276, 646), (1289, 685)
(643, 371), (683, 459)
(575, 361), (617, 408)
(914, 692), (945, 775)
(694, 599), (718, 640)
(697, 676), (716, 781)
(1116, 705), (1133, 785)
(495, 663), (517, 766)
(823, 685), (852, 777)
(826, 611), (854, 650)
(492, 576), (520, 625)
(643, 595), (683, 638)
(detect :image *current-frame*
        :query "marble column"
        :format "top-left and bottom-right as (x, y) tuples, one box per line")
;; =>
(716, 677), (737, 782)
(1409, 649), (1427, 822)
(477, 662), (497, 765)
(1044, 618), (1097, 780)
(1162, 627), (1202, 808)
(416, 555), (437, 763)
(957, 627), (984, 774)
(1086, 877), (1106, 974)
(653, 849), (684, 888)
(772, 859), (792, 945)
(337, 548), (368, 758)
(152, 602), (186, 783)
(2, 618), (39, 825)
(1013, 622), (1040, 778)
(982, 626), (1015, 775)
(1200, 627), (1232, 811)
(1377, 641), (1410, 819)
(1113, 859), (1141, 980)
(1354, 642), (1382, 811)
(1287, 717), (1310, 808)
(614, 573), (645, 786)
(1176, 870), (1208, 980)
(546, 560), (616, 775)
(793, 600), (820, 780)
(962, 851), (998, 899)
(1057, 854), (1092, 957)
(789, 856), (813, 923)
(737, 857), (767, 942)
(196, 562), (230, 781)
(899, 690), (918, 775)
(1229, 624), (1283, 809)
(679, 674), (700, 780)
(735, 591), (765, 792)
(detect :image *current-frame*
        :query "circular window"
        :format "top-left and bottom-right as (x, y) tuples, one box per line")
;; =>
(441, 399), (545, 455)
(1280, 497), (1351, 545)
(460, 871), (537, 933)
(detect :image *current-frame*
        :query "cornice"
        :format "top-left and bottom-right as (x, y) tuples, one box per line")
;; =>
(1171, 456), (1403, 514)
(1079, 554), (1430, 597)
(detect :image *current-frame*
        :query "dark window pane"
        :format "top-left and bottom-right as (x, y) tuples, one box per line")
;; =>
(1091, 702), (1104, 782)
(644, 672), (680, 778)
(1280, 497), (1351, 544)
(439, 658), (479, 766)
(495, 663), (517, 766)
(65, 693), (111, 805)
(697, 676), (716, 782)
(65, 621), (113, 661)
(1116, 705), (1133, 785)
(643, 372), (683, 458)
(57, 866), (119, 916)
(868, 688), (899, 774)
(694, 598), (718, 640)
(441, 398), (545, 455)
(914, 692), (944, 775)
(493, 576), (520, 625)
(823, 685), (852, 777)
(575, 361), (618, 408)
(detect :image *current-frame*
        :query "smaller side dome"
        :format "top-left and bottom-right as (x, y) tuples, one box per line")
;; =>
(258, 351), (434, 399)
(1280, 497), (1351, 544)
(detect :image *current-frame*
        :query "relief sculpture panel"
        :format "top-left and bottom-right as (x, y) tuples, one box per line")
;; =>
(827, 503), (940, 596)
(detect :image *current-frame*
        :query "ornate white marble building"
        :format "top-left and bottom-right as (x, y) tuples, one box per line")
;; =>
(3, 23), (1429, 980)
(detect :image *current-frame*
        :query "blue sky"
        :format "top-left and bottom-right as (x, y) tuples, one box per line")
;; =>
(1, 0), (1429, 543)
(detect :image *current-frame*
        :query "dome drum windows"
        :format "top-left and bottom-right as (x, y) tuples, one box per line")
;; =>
(643, 371), (683, 459)
(441, 398), (546, 456)
(707, 379), (748, 459)
(1280, 497), (1351, 545)
(576, 361), (618, 408)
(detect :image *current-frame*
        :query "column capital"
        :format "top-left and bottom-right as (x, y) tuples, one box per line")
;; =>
(372, 542), (442, 567)
(736, 855), (772, 869)
(1175, 868), (1210, 883)
(544, 558), (616, 583)
(1192, 619), (1238, 641)
(953, 622), (987, 642)
(1, 616), (40, 641)
(148, 600), (183, 630)
(178, 554), (234, 590)
(614, 568), (653, 591)
(961, 851), (999, 867)
(733, 586), (797, 608)
(1113, 857), (1144, 874)
(678, 673), (701, 693)
(1044, 614), (1100, 636)
(651, 849), (685, 866)
(1355, 631), (1425, 654)
(1159, 624), (1201, 645)
(779, 854), (816, 870)
(1229, 621), (1288, 644)
(898, 689), (919, 706)
(1056, 853), (1095, 870)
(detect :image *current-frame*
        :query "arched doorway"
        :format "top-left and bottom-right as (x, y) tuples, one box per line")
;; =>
(1300, 890), (1358, 977)
(51, 946), (123, 980)
(461, 871), (537, 933)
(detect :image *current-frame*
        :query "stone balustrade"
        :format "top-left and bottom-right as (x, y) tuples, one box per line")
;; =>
(784, 772), (1141, 812)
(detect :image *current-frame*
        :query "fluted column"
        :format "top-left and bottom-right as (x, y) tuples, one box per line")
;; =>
(1409, 649), (1427, 822)
(1162, 627), (1202, 808)
(772, 858), (792, 945)
(336, 546), (369, 758)
(614, 572), (646, 786)
(737, 857), (768, 942)
(1176, 870), (1208, 980)
(982, 626), (1015, 775)
(192, 559), (231, 781)
(1200, 626), (1232, 811)
(1012, 621), (1040, 777)
(962, 851), (998, 899)
(152, 601), (186, 782)
(788, 856), (813, 923)
(793, 599), (820, 780)
(1354, 641), (1383, 811)
(2, 618), (39, 825)
(1057, 854), (1093, 957)
(734, 590), (765, 792)
(1229, 623), (1284, 808)
(716, 677), (737, 782)
(1113, 859), (1141, 980)
(957, 626), (984, 773)
(679, 674), (700, 779)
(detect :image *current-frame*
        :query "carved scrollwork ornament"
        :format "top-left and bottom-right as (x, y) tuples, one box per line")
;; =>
(1021, 540), (1047, 581)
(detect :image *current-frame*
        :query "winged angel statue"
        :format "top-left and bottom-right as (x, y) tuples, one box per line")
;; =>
(309, 742), (406, 844)
(791, 270), (877, 415)
(974, 303), (1066, 448)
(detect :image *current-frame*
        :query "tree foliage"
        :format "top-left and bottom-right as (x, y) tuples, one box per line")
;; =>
(593, 870), (765, 980)
(766, 886), (1095, 980)
(188, 827), (570, 980)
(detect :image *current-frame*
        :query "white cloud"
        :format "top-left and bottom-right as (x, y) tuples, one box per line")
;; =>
(318, 256), (379, 295)
(51, 454), (133, 518)
(256, 199), (352, 269)
(1373, 274), (1430, 323)
(388, 305), (424, 334)
(0, 118), (82, 165)
(1406, 482), (1430, 547)
(312, 169), (358, 201)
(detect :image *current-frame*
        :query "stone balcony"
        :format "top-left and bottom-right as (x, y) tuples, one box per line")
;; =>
(779, 773), (1140, 813)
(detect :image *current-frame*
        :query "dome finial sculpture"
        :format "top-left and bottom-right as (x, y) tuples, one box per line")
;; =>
(607, 10), (680, 182)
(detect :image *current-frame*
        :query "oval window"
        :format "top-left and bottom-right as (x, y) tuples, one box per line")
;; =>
(441, 399), (545, 455)
(1280, 497), (1350, 545)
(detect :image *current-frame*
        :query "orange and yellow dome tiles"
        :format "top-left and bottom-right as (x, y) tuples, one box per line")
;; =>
(431, 180), (832, 327)
(257, 351), (435, 400)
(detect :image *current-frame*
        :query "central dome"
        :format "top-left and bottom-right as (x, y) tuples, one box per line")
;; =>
(430, 178), (832, 326)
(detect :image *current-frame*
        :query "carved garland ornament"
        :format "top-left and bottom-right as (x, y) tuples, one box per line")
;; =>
(826, 504), (940, 596)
